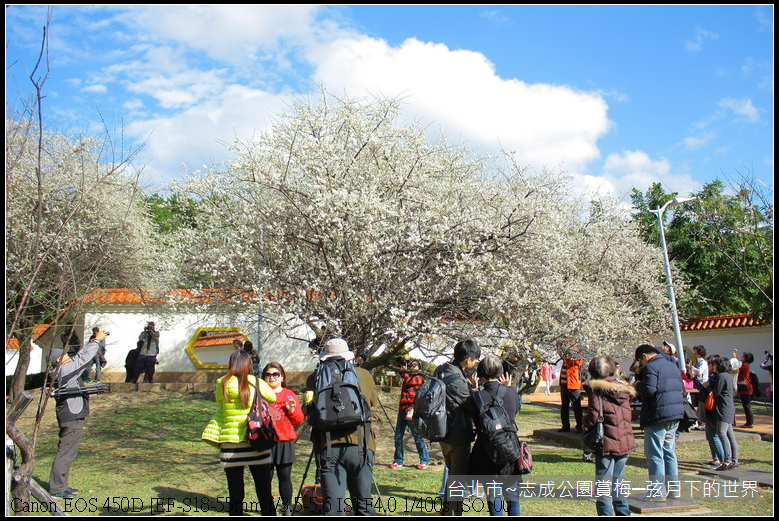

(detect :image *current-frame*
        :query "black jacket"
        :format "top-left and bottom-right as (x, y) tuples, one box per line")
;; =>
(465, 381), (521, 478)
(435, 362), (475, 446)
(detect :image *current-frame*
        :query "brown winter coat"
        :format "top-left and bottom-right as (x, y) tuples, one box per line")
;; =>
(583, 377), (637, 457)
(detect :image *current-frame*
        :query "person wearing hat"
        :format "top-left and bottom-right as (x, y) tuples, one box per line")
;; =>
(305, 338), (379, 515)
(633, 344), (685, 500)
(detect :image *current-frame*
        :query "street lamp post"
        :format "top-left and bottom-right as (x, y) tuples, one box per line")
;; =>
(649, 196), (696, 372)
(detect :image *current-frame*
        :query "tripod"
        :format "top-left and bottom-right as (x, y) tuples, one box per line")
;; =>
(297, 446), (385, 514)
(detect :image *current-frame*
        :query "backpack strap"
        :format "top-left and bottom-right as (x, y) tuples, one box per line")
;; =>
(441, 373), (460, 386)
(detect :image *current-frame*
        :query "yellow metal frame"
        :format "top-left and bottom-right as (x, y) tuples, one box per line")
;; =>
(185, 326), (247, 370)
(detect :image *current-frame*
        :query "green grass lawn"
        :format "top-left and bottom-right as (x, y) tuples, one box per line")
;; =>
(16, 391), (774, 516)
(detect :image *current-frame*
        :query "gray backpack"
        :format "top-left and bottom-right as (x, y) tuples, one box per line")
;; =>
(413, 373), (459, 441)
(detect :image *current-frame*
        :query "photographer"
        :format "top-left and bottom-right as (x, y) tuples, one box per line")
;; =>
(82, 326), (107, 382)
(134, 321), (160, 383)
(49, 328), (107, 499)
(760, 351), (772, 399)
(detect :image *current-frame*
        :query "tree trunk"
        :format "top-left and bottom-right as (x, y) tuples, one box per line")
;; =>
(6, 392), (35, 516)
(8, 337), (32, 405)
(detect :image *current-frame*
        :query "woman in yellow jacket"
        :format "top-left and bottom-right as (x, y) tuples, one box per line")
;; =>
(202, 350), (277, 515)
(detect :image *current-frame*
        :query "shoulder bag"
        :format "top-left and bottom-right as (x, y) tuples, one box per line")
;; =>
(582, 392), (605, 453)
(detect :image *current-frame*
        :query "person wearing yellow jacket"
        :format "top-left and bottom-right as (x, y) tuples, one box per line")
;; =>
(202, 350), (277, 515)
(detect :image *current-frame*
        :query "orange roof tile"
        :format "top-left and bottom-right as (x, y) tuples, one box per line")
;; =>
(680, 313), (769, 331)
(193, 332), (245, 348)
(79, 288), (265, 305)
(5, 338), (37, 350)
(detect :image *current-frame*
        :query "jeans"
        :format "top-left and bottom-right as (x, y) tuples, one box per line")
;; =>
(487, 480), (521, 516)
(83, 353), (102, 382)
(714, 420), (739, 465)
(705, 418), (724, 461)
(595, 454), (630, 516)
(438, 465), (449, 498)
(317, 445), (375, 515)
(643, 420), (679, 496)
(393, 410), (429, 466)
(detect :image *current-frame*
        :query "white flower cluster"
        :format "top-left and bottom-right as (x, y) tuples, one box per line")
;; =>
(169, 93), (672, 361)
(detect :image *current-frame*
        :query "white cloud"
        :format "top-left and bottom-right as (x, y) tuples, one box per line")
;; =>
(309, 36), (612, 173)
(683, 132), (716, 150)
(479, 9), (511, 26)
(685, 26), (718, 53)
(83, 84), (107, 94)
(127, 5), (324, 64)
(718, 97), (759, 123)
(584, 150), (700, 199)
(129, 84), (291, 187)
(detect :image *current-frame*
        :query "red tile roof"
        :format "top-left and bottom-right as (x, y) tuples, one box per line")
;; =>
(79, 288), (264, 305)
(680, 313), (769, 331)
(193, 332), (245, 348)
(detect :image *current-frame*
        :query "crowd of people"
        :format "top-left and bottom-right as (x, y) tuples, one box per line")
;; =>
(48, 324), (767, 516)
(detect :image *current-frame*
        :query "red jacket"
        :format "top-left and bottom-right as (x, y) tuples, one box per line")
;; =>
(269, 387), (305, 441)
(564, 358), (583, 390)
(399, 373), (424, 412)
(737, 363), (753, 396)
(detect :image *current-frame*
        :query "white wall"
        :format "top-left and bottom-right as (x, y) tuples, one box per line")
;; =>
(665, 325), (773, 382)
(5, 343), (44, 376)
(605, 325), (774, 383)
(39, 309), (320, 375)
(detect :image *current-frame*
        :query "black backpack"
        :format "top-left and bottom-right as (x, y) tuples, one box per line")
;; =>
(750, 372), (761, 398)
(307, 357), (371, 458)
(473, 385), (522, 465)
(413, 372), (460, 441)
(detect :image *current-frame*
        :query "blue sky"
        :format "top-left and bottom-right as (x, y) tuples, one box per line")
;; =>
(5, 5), (774, 200)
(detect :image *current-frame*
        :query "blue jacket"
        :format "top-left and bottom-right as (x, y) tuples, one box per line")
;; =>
(635, 353), (685, 427)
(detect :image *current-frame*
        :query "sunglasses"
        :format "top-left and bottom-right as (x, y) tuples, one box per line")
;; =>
(264, 372), (281, 378)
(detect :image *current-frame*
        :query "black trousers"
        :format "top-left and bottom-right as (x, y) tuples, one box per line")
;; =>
(134, 355), (157, 383)
(739, 394), (754, 425)
(560, 386), (583, 430)
(224, 464), (275, 515)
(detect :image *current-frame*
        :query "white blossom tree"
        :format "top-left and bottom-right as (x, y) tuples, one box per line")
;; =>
(172, 91), (672, 367)
(6, 18), (163, 508)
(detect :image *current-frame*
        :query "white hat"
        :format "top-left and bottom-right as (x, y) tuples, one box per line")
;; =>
(319, 338), (354, 361)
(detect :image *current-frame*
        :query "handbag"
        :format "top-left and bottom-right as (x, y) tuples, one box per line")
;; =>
(515, 440), (533, 475)
(704, 391), (716, 411)
(300, 485), (325, 515)
(581, 392), (605, 453)
(246, 381), (281, 451)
